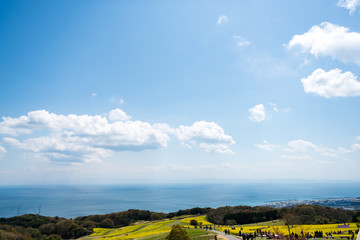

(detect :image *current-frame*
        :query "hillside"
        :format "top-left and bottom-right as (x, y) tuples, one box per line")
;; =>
(0, 205), (359, 240)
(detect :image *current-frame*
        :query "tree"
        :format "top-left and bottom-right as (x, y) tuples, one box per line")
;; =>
(55, 219), (76, 239)
(190, 219), (198, 227)
(283, 213), (299, 237)
(166, 224), (191, 240)
(99, 218), (115, 228)
(39, 223), (56, 235)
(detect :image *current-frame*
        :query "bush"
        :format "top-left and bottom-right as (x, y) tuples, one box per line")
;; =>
(99, 218), (115, 228)
(190, 219), (198, 227)
(166, 224), (191, 240)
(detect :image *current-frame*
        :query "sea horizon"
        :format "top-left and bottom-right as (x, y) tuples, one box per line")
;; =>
(1, 182), (359, 219)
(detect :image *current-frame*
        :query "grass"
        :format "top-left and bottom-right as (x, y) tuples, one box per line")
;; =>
(139, 228), (215, 240)
(236, 219), (285, 227)
(83, 216), (359, 240)
(180, 215), (214, 227)
(218, 222), (358, 239)
(91, 228), (115, 237)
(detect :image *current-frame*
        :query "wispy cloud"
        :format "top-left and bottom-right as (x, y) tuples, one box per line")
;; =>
(110, 97), (124, 104)
(0, 145), (6, 159)
(338, 0), (360, 15)
(233, 35), (251, 47)
(256, 138), (360, 160)
(216, 15), (228, 25)
(255, 140), (281, 151)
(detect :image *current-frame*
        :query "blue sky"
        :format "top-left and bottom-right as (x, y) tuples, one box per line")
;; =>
(1, 0), (360, 185)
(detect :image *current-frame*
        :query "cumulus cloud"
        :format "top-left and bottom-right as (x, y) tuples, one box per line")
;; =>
(176, 121), (235, 154)
(0, 109), (170, 163)
(0, 145), (6, 159)
(338, 0), (360, 15)
(3, 135), (112, 163)
(301, 68), (360, 98)
(108, 108), (132, 122)
(233, 35), (251, 47)
(0, 109), (235, 162)
(287, 22), (360, 65)
(249, 104), (266, 122)
(216, 15), (228, 24)
(255, 139), (353, 159)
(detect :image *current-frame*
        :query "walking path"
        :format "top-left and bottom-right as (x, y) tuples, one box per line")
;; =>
(213, 230), (241, 240)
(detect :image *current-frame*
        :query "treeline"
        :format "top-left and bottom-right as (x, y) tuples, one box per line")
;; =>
(167, 207), (212, 218)
(207, 206), (279, 225)
(0, 205), (358, 240)
(74, 209), (167, 228)
(280, 204), (357, 224)
(0, 209), (168, 240)
(207, 205), (357, 225)
(0, 214), (89, 240)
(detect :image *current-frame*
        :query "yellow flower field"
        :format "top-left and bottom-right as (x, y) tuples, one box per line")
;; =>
(180, 215), (214, 226)
(90, 219), (176, 239)
(89, 216), (359, 240)
(218, 223), (359, 239)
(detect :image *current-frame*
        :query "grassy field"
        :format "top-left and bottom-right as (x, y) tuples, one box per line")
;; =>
(218, 222), (359, 239)
(82, 217), (215, 240)
(81, 215), (358, 240)
(180, 215), (214, 226)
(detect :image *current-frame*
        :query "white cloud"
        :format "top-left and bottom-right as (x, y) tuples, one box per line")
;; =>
(110, 97), (124, 104)
(255, 140), (281, 151)
(216, 15), (228, 25)
(199, 143), (234, 154)
(233, 35), (251, 47)
(256, 138), (352, 159)
(0, 145), (6, 159)
(269, 102), (279, 112)
(92, 93), (97, 97)
(280, 155), (313, 160)
(301, 68), (360, 98)
(0, 109), (236, 162)
(3, 135), (112, 163)
(0, 109), (171, 163)
(249, 104), (266, 122)
(286, 139), (337, 157)
(287, 22), (360, 65)
(338, 0), (360, 15)
(176, 121), (235, 154)
(286, 139), (318, 152)
(108, 108), (132, 122)
(338, 143), (360, 153)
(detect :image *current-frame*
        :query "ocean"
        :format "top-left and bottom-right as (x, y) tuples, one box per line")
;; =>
(0, 182), (359, 219)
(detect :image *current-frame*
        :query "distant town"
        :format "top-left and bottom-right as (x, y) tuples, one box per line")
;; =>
(263, 197), (360, 210)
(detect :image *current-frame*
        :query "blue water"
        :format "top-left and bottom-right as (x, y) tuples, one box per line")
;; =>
(0, 182), (359, 219)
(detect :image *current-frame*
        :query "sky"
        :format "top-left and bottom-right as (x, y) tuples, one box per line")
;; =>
(1, 0), (360, 185)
